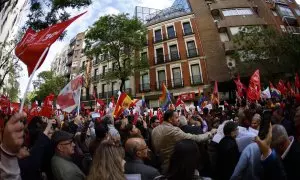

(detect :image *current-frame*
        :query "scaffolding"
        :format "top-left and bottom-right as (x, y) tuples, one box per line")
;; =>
(135, 0), (191, 25)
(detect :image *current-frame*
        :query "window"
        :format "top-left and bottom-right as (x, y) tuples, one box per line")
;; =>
(222, 8), (253, 16)
(219, 32), (229, 42)
(156, 48), (164, 64)
(94, 86), (98, 98)
(157, 70), (166, 89)
(103, 65), (107, 75)
(102, 84), (107, 95)
(295, 9), (300, 16)
(112, 62), (118, 71)
(277, 5), (295, 17)
(191, 64), (202, 84)
(187, 41), (198, 58)
(154, 29), (162, 42)
(183, 22), (193, 35)
(141, 74), (150, 91)
(169, 45), (179, 60)
(141, 52), (147, 60)
(94, 68), (98, 77)
(125, 80), (130, 90)
(167, 26), (176, 39)
(172, 67), (182, 87)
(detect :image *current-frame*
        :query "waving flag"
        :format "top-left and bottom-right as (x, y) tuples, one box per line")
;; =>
(40, 93), (55, 118)
(57, 75), (84, 113)
(234, 75), (247, 97)
(270, 82), (281, 98)
(159, 83), (171, 111)
(211, 81), (219, 105)
(113, 92), (132, 118)
(287, 82), (295, 96)
(247, 70), (261, 101)
(15, 12), (86, 76)
(277, 80), (287, 95)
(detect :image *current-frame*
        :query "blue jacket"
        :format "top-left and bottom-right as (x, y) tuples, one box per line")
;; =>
(230, 143), (262, 180)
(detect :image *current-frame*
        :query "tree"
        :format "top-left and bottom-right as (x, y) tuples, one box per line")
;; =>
(2, 64), (21, 102)
(85, 14), (149, 92)
(25, 0), (91, 35)
(232, 26), (300, 81)
(32, 71), (67, 102)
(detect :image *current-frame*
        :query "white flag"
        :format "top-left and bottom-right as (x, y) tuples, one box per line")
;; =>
(261, 87), (271, 99)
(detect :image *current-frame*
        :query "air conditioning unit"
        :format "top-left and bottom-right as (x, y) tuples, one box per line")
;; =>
(226, 57), (236, 69)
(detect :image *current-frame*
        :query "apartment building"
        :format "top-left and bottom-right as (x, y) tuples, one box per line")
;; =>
(135, 0), (210, 108)
(51, 45), (70, 77)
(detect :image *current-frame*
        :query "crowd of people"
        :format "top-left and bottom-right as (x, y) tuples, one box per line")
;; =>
(1, 96), (300, 180)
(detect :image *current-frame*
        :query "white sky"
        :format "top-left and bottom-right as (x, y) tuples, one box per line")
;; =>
(18, 0), (174, 97)
(17, 0), (300, 97)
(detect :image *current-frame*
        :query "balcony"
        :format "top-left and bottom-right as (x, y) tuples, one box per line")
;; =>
(216, 16), (266, 31)
(153, 36), (163, 43)
(191, 75), (203, 85)
(66, 59), (72, 66)
(171, 78), (184, 88)
(68, 48), (74, 56)
(223, 41), (235, 53)
(80, 66), (86, 72)
(93, 58), (100, 66)
(183, 29), (194, 36)
(286, 26), (300, 34)
(140, 83), (151, 92)
(187, 48), (199, 58)
(154, 53), (181, 65)
(210, 0), (258, 15)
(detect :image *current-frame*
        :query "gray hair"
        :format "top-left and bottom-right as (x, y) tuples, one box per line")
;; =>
(252, 113), (261, 123)
(102, 115), (114, 125)
(179, 115), (188, 126)
(271, 124), (289, 149)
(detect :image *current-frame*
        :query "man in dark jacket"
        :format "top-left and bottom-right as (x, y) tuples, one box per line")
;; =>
(217, 121), (240, 180)
(125, 137), (160, 180)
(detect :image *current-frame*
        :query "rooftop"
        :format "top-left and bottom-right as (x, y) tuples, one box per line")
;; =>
(135, 0), (191, 26)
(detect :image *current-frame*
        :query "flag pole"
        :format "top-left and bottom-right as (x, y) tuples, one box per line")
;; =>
(77, 87), (82, 115)
(19, 46), (49, 113)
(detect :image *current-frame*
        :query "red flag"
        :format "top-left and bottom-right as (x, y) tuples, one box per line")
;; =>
(96, 98), (105, 107)
(15, 12), (86, 76)
(287, 82), (295, 96)
(234, 75), (247, 97)
(295, 73), (300, 89)
(247, 70), (261, 101)
(277, 80), (287, 95)
(175, 96), (184, 107)
(40, 94), (55, 118)
(0, 95), (11, 115)
(211, 81), (219, 104)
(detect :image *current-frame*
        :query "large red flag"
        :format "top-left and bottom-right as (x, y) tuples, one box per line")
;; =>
(15, 12), (86, 76)
(234, 75), (247, 97)
(277, 80), (287, 95)
(40, 93), (55, 118)
(295, 73), (300, 89)
(247, 70), (261, 101)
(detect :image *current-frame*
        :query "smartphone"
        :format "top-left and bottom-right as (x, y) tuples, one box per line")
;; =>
(258, 110), (272, 140)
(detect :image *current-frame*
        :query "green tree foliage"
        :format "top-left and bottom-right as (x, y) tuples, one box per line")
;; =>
(32, 71), (67, 102)
(26, 0), (91, 34)
(2, 64), (21, 102)
(232, 26), (300, 80)
(85, 14), (148, 91)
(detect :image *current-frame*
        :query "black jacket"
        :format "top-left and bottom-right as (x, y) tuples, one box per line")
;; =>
(282, 140), (300, 180)
(180, 125), (203, 135)
(217, 136), (240, 180)
(125, 158), (160, 180)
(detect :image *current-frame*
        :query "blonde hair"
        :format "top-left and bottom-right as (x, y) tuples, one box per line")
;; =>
(87, 139), (126, 180)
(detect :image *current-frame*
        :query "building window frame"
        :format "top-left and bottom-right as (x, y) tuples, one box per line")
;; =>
(185, 37), (199, 58)
(189, 60), (203, 85)
(156, 66), (167, 89)
(170, 63), (183, 88)
(153, 27), (163, 43)
(181, 20), (194, 36)
(154, 44), (165, 64)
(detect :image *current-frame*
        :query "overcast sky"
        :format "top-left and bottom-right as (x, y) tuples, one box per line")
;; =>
(18, 0), (174, 96)
(18, 0), (300, 97)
